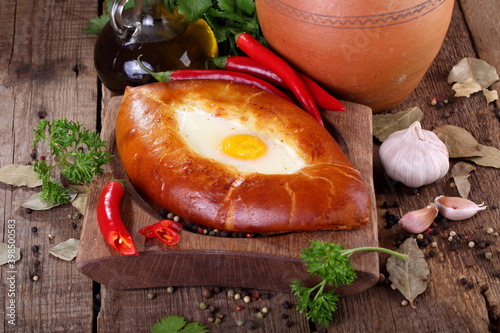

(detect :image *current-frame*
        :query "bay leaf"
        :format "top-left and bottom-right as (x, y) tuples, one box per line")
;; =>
(386, 237), (429, 308)
(0, 242), (21, 266)
(447, 57), (499, 88)
(466, 144), (500, 168)
(451, 78), (482, 97)
(372, 107), (424, 142)
(483, 88), (499, 104)
(48, 238), (80, 261)
(0, 164), (42, 187)
(13, 189), (79, 211)
(451, 162), (476, 198)
(68, 185), (88, 215)
(433, 125), (483, 158)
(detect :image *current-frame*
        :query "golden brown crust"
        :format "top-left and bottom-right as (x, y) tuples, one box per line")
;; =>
(115, 80), (370, 232)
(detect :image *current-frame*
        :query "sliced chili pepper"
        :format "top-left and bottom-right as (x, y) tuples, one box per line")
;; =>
(97, 180), (138, 256)
(138, 225), (156, 238)
(153, 225), (181, 246)
(137, 56), (293, 103)
(139, 220), (182, 238)
(235, 33), (324, 126)
(139, 220), (182, 246)
(213, 56), (346, 112)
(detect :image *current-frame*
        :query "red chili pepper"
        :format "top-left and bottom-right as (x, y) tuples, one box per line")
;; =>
(137, 56), (293, 103)
(213, 56), (286, 88)
(154, 226), (181, 245)
(97, 180), (138, 256)
(139, 220), (182, 246)
(235, 33), (324, 126)
(298, 73), (346, 112)
(213, 56), (345, 111)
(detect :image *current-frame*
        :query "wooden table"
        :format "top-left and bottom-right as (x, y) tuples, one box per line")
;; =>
(1, 1), (499, 332)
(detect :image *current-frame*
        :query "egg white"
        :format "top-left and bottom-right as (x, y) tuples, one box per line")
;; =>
(175, 107), (306, 174)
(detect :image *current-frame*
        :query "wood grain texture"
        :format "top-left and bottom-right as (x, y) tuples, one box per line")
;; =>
(0, 0), (97, 332)
(459, 0), (500, 95)
(76, 97), (379, 294)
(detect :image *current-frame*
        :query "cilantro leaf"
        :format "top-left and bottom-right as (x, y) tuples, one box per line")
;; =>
(151, 316), (208, 333)
(151, 316), (186, 332)
(235, 0), (256, 15)
(176, 0), (212, 21)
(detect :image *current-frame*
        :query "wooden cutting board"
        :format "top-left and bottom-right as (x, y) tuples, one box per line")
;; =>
(76, 96), (378, 295)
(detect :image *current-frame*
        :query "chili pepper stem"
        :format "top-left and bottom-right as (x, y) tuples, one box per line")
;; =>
(211, 56), (228, 69)
(138, 55), (173, 82)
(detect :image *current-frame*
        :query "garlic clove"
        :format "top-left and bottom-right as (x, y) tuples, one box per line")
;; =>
(399, 203), (439, 234)
(379, 121), (449, 188)
(434, 195), (487, 221)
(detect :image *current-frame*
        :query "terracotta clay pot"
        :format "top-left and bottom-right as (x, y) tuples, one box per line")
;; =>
(255, 0), (454, 112)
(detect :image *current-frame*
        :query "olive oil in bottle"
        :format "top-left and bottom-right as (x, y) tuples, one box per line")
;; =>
(94, 0), (218, 93)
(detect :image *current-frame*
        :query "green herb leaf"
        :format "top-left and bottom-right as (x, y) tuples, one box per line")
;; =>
(151, 315), (209, 333)
(176, 0), (212, 21)
(82, 15), (110, 34)
(301, 240), (357, 286)
(292, 240), (407, 326)
(32, 118), (113, 205)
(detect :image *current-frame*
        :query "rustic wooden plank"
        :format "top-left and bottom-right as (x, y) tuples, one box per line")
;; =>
(0, 0), (98, 332)
(97, 286), (312, 332)
(459, 0), (500, 95)
(459, 0), (500, 74)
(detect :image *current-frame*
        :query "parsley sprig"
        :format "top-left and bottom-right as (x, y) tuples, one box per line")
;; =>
(32, 118), (112, 205)
(84, 0), (264, 55)
(291, 240), (408, 326)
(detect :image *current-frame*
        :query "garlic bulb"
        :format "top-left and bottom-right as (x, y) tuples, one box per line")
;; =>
(399, 203), (439, 234)
(434, 195), (486, 220)
(379, 121), (449, 188)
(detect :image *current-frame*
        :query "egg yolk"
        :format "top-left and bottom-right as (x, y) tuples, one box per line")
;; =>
(219, 134), (267, 160)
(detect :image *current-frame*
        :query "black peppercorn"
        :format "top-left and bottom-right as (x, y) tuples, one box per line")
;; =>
(158, 208), (169, 218)
(442, 219), (450, 229)
(245, 320), (258, 330)
(31, 226), (38, 233)
(37, 110), (47, 119)
(282, 301), (294, 309)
